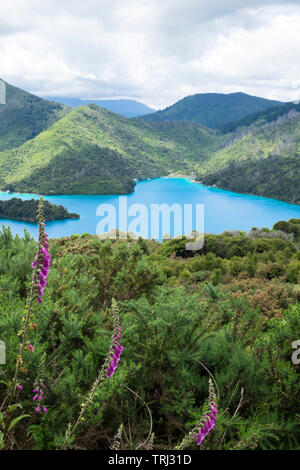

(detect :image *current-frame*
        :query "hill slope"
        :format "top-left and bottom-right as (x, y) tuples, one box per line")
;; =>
(197, 109), (300, 204)
(0, 104), (221, 195)
(0, 81), (70, 151)
(141, 92), (284, 129)
(45, 97), (154, 117)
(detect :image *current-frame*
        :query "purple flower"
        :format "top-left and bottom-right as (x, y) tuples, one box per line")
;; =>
(195, 401), (218, 447)
(106, 339), (123, 379)
(17, 384), (23, 391)
(27, 343), (34, 352)
(105, 300), (123, 379)
(32, 218), (51, 305)
(32, 379), (48, 414)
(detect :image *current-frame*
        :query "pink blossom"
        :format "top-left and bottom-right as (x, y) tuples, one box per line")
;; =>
(195, 401), (218, 446)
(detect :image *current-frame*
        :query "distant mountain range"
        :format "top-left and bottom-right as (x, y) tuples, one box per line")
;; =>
(44, 96), (155, 117)
(0, 81), (299, 204)
(141, 92), (284, 129)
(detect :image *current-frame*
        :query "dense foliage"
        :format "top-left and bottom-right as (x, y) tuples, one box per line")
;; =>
(197, 111), (300, 204)
(219, 102), (300, 134)
(0, 82), (299, 205)
(0, 105), (221, 195)
(141, 92), (282, 129)
(0, 198), (79, 222)
(201, 154), (300, 205)
(0, 81), (69, 152)
(0, 218), (299, 450)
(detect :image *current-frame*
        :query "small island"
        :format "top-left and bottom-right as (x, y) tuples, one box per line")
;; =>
(0, 198), (80, 223)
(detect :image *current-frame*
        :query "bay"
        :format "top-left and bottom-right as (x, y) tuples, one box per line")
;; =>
(1, 177), (300, 240)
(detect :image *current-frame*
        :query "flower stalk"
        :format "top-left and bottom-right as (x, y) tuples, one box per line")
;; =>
(176, 378), (218, 450)
(61, 298), (123, 449)
(3, 197), (50, 444)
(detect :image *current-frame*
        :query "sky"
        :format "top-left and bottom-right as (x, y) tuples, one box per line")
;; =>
(1, 0), (300, 109)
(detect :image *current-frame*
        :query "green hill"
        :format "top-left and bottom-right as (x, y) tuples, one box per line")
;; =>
(0, 81), (298, 204)
(219, 101), (300, 133)
(0, 104), (222, 195)
(141, 92), (284, 129)
(197, 109), (300, 204)
(0, 80), (69, 151)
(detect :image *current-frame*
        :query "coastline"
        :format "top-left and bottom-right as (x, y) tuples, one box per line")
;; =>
(1, 175), (299, 207)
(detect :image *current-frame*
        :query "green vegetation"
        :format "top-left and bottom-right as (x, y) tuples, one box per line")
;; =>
(197, 111), (300, 204)
(201, 154), (300, 204)
(0, 104), (221, 195)
(0, 81), (299, 204)
(0, 217), (299, 449)
(0, 198), (79, 222)
(0, 80), (69, 152)
(219, 101), (300, 134)
(141, 92), (283, 129)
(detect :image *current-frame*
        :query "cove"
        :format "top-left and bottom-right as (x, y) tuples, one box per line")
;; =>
(0, 177), (300, 240)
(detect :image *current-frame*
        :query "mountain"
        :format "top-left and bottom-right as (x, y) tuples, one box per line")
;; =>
(219, 101), (300, 134)
(0, 81), (298, 204)
(141, 92), (284, 129)
(44, 97), (155, 117)
(196, 108), (300, 204)
(0, 80), (70, 151)
(0, 104), (221, 195)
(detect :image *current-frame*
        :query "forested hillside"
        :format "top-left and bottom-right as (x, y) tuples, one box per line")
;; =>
(0, 81), (299, 205)
(0, 104), (221, 195)
(196, 109), (300, 204)
(141, 92), (283, 129)
(0, 81), (69, 151)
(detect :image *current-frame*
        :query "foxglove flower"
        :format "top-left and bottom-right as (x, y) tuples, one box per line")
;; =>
(194, 379), (218, 446)
(195, 400), (218, 446)
(61, 299), (123, 449)
(31, 198), (51, 304)
(106, 301), (123, 378)
(33, 379), (48, 413)
(176, 378), (218, 450)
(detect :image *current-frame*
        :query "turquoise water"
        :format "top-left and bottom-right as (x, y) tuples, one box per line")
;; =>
(1, 177), (300, 240)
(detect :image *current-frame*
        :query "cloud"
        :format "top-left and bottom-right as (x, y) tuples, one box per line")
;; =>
(1, 0), (300, 107)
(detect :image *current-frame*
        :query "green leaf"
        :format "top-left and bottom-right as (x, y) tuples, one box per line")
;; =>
(0, 431), (4, 450)
(8, 414), (30, 433)
(7, 403), (22, 413)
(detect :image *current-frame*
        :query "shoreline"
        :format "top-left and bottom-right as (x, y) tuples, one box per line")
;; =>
(164, 173), (194, 180)
(1, 176), (299, 207)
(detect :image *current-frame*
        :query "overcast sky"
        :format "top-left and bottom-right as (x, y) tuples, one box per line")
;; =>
(1, 0), (300, 108)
